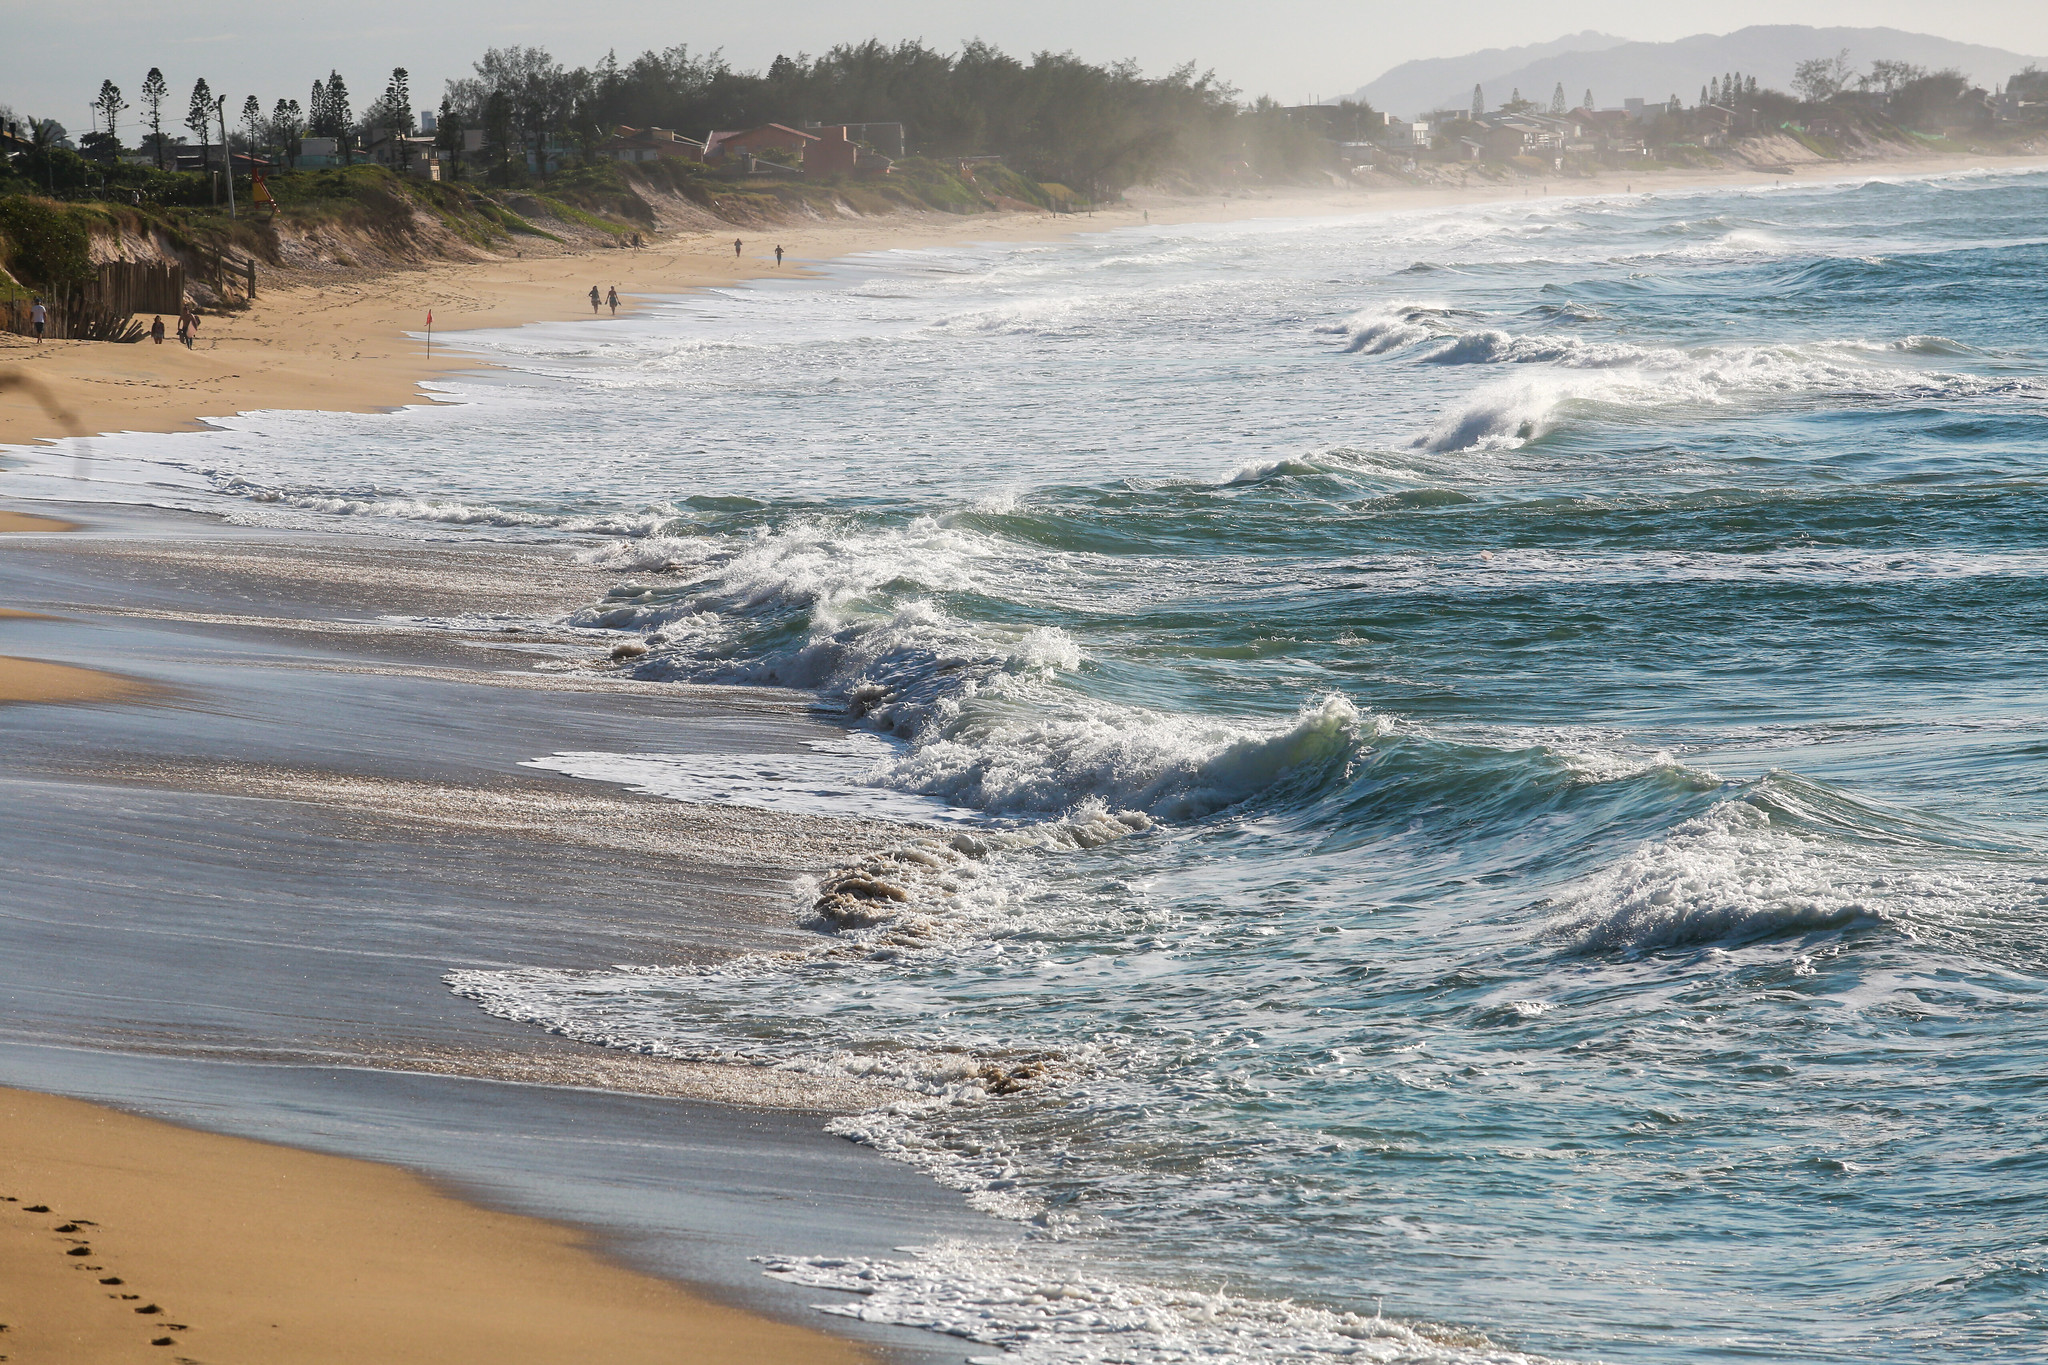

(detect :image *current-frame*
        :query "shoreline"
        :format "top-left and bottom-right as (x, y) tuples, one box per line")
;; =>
(0, 504), (1000, 1363)
(0, 154), (2039, 1365)
(3, 150), (2043, 453)
(0, 1083), (871, 1365)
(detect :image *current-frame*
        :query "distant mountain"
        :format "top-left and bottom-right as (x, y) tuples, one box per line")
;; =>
(1352, 31), (1627, 120)
(1352, 25), (2044, 119)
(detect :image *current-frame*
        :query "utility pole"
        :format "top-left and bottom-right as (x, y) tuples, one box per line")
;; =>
(216, 96), (237, 220)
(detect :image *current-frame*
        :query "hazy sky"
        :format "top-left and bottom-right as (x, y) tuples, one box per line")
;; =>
(6, 1), (2045, 134)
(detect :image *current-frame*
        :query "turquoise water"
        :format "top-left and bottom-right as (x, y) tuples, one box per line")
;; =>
(21, 169), (2048, 1363)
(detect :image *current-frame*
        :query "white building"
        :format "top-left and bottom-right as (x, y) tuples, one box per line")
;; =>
(1378, 113), (1432, 150)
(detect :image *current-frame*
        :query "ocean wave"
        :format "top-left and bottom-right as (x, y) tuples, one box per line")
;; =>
(568, 517), (1373, 822)
(1411, 336), (2041, 451)
(1536, 766), (2033, 956)
(886, 690), (1369, 821)
(1222, 456), (1326, 485)
(1322, 301), (1461, 355)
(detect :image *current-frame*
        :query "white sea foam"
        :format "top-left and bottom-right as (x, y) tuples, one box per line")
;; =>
(1548, 800), (1889, 952)
(1413, 334), (2042, 451)
(526, 735), (981, 827)
(884, 689), (1370, 821)
(759, 1241), (1568, 1365)
(1324, 301), (1458, 355)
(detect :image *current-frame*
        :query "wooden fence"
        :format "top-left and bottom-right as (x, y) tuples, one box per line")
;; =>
(2, 260), (187, 341)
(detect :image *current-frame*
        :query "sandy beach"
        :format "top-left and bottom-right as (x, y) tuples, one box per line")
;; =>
(2, 149), (2043, 1364)
(0, 1086), (869, 1364)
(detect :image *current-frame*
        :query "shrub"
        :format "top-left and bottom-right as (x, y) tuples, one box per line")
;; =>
(0, 198), (96, 289)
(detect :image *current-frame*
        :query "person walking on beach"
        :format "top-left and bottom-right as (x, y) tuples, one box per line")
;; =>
(774, 245), (784, 267)
(150, 315), (165, 345)
(606, 286), (619, 315)
(29, 298), (46, 343)
(733, 238), (743, 258)
(177, 305), (199, 349)
(589, 285), (602, 315)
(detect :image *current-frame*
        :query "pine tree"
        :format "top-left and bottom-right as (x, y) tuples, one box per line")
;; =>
(365, 67), (413, 137)
(1471, 84), (1483, 120)
(273, 97), (303, 168)
(242, 94), (261, 159)
(1702, 83), (1711, 107)
(139, 67), (168, 168)
(1584, 89), (1594, 111)
(186, 77), (214, 170)
(1550, 83), (1566, 115)
(94, 80), (128, 148)
(324, 71), (353, 161)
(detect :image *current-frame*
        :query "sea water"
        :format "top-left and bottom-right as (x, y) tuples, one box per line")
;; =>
(12, 169), (2048, 1363)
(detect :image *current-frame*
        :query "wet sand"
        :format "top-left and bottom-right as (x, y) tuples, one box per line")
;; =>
(0, 1085), (869, 1365)
(0, 505), (1001, 1362)
(0, 509), (160, 704)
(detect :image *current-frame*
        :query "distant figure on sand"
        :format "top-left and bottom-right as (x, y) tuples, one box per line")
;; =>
(774, 245), (784, 267)
(177, 306), (198, 349)
(606, 286), (619, 315)
(588, 285), (601, 315)
(150, 315), (165, 345)
(29, 298), (46, 342)
(733, 238), (743, 258)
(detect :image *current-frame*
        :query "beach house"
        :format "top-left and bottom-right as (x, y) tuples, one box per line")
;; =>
(598, 126), (708, 164)
(702, 124), (818, 165)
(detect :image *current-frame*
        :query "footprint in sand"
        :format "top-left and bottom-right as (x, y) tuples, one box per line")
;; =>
(23, 1205), (48, 1213)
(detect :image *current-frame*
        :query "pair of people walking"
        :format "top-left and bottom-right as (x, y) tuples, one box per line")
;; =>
(731, 240), (787, 267)
(588, 285), (620, 316)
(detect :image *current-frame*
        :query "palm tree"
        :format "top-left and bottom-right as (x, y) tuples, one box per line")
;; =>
(27, 117), (66, 193)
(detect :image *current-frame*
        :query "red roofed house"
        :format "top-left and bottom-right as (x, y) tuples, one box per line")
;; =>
(702, 123), (818, 165)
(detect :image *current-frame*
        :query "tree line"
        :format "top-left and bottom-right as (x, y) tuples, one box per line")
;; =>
(14, 38), (1339, 194)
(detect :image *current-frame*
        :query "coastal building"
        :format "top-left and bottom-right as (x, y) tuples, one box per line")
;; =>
(597, 126), (708, 164)
(1996, 70), (2048, 122)
(1376, 114), (1432, 150)
(702, 123), (819, 164)
(803, 121), (906, 158)
(801, 125), (894, 177)
(361, 128), (442, 179)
